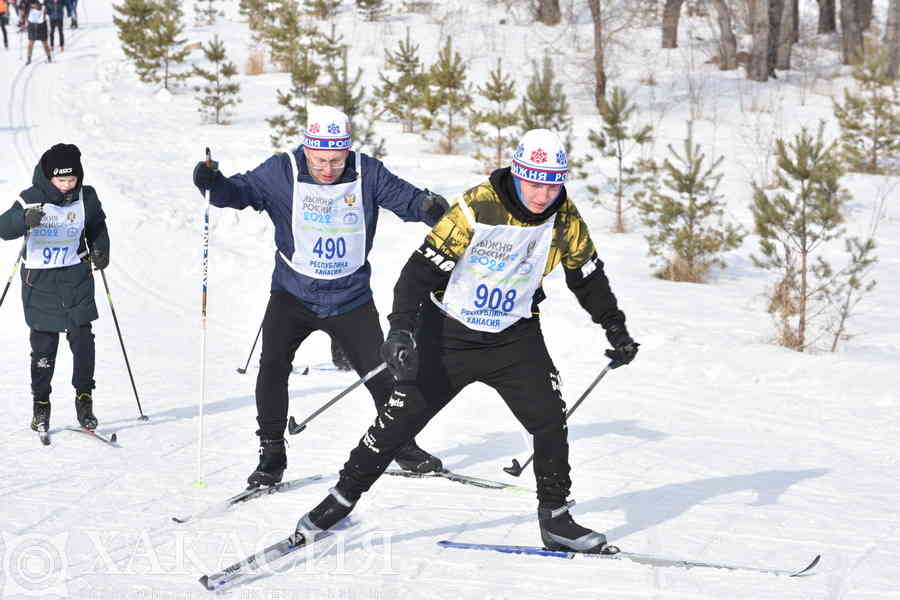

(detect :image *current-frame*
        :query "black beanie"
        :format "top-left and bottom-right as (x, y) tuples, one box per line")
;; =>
(41, 143), (84, 183)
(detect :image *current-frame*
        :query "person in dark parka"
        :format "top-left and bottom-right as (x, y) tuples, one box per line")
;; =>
(0, 144), (110, 434)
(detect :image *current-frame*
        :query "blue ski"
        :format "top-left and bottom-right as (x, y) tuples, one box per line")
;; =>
(437, 540), (820, 577)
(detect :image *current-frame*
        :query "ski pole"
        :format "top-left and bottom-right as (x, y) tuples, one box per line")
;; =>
(96, 268), (148, 421)
(288, 362), (387, 435)
(0, 239), (26, 309)
(236, 319), (263, 374)
(198, 147), (213, 485)
(503, 358), (620, 478)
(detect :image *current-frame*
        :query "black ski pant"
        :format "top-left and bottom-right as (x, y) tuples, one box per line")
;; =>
(30, 323), (95, 403)
(49, 18), (62, 48)
(255, 291), (394, 440)
(336, 303), (572, 506)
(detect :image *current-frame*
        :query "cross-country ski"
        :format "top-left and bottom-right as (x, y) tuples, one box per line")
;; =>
(172, 474), (323, 524)
(437, 540), (821, 577)
(3, 2), (898, 599)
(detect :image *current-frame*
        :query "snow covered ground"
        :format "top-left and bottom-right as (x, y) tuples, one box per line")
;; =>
(1, 1), (899, 598)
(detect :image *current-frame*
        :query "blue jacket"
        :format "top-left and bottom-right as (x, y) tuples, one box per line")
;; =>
(46, 0), (66, 20)
(209, 148), (438, 317)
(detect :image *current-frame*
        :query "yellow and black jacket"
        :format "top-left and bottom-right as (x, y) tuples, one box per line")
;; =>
(388, 168), (626, 339)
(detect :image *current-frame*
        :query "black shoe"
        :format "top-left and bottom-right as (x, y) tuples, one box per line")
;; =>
(247, 436), (287, 487)
(31, 401), (51, 433)
(538, 501), (612, 553)
(393, 440), (443, 473)
(295, 487), (355, 537)
(75, 393), (97, 430)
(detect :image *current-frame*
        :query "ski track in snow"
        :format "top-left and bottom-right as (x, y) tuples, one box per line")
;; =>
(1, 2), (899, 599)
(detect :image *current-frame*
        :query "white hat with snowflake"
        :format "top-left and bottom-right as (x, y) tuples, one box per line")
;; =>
(511, 129), (568, 184)
(303, 106), (352, 150)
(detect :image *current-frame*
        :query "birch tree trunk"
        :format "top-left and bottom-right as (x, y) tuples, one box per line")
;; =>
(886, 0), (900, 77)
(588, 0), (606, 107)
(536, 0), (561, 26)
(840, 0), (864, 65)
(662, 0), (685, 48)
(749, 0), (771, 80)
(710, 0), (738, 69)
(776, 0), (794, 69)
(859, 0), (873, 29)
(817, 0), (836, 33)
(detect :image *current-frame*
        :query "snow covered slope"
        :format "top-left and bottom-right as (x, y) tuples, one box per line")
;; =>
(1, 2), (898, 598)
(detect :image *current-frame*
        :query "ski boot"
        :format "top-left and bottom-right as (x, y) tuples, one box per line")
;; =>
(295, 487), (355, 539)
(75, 393), (98, 430)
(394, 440), (443, 473)
(70, 18), (77, 29)
(247, 436), (287, 487)
(538, 501), (617, 554)
(31, 401), (51, 433)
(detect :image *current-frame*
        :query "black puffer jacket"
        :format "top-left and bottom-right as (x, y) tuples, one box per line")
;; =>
(0, 163), (109, 332)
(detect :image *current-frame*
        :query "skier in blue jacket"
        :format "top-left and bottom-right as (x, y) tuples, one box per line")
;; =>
(193, 106), (450, 487)
(45, 0), (63, 52)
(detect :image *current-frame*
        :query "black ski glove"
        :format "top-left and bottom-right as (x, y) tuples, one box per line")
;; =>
(421, 189), (450, 226)
(193, 159), (221, 192)
(380, 329), (418, 381)
(604, 322), (639, 368)
(90, 248), (109, 270)
(24, 207), (45, 229)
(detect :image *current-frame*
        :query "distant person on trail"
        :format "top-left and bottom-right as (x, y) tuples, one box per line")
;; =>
(24, 0), (50, 65)
(45, 0), (63, 52)
(64, 0), (74, 28)
(192, 105), (451, 488)
(0, 144), (111, 438)
(291, 129), (639, 555)
(1, 0), (10, 50)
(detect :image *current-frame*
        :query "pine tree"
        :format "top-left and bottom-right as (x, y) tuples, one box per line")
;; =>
(425, 37), (472, 154)
(267, 49), (321, 148)
(144, 0), (192, 90)
(356, 0), (388, 21)
(122, 0), (191, 89)
(823, 236), (877, 351)
(832, 50), (900, 174)
(239, 0), (275, 40)
(636, 122), (744, 282)
(194, 0), (222, 26)
(310, 23), (345, 72)
(470, 58), (519, 172)
(113, 0), (155, 80)
(315, 47), (387, 158)
(303, 0), (340, 19)
(519, 56), (575, 160)
(194, 35), (242, 124)
(580, 87), (653, 232)
(374, 28), (426, 133)
(263, 0), (316, 73)
(751, 123), (847, 351)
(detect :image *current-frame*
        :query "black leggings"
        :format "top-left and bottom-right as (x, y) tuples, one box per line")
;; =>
(30, 324), (96, 402)
(49, 18), (62, 47)
(1, 15), (8, 47)
(336, 302), (573, 505)
(254, 291), (394, 439)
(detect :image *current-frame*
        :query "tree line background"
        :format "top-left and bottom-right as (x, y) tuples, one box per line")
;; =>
(112, 0), (897, 354)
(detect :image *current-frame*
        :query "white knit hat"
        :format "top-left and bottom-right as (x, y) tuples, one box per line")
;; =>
(303, 106), (352, 150)
(511, 129), (568, 184)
